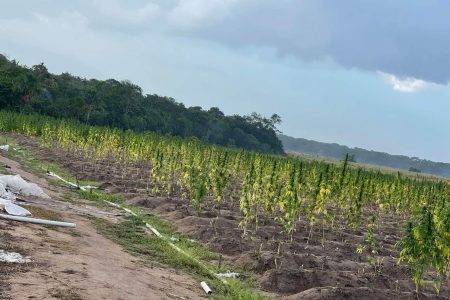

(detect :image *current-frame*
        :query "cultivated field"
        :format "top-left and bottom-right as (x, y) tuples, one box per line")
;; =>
(0, 111), (449, 299)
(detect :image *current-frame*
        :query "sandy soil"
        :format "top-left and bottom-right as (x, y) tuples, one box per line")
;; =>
(0, 154), (204, 300)
(6, 133), (450, 300)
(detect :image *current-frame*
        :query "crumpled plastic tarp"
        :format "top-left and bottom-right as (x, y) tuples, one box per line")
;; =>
(0, 181), (15, 201)
(0, 175), (49, 199)
(0, 174), (49, 216)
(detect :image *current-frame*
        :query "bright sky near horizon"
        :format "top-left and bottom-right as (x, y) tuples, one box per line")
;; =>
(1, 0), (449, 162)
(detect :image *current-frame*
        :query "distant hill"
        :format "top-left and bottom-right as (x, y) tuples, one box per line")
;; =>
(279, 134), (450, 178)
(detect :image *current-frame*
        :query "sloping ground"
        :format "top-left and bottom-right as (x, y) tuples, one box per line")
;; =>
(8, 133), (449, 300)
(0, 154), (204, 299)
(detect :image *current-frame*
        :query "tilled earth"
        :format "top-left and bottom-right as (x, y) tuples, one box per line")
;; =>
(10, 133), (450, 300)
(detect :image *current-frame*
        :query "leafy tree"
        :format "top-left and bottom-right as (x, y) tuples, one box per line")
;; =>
(409, 167), (421, 173)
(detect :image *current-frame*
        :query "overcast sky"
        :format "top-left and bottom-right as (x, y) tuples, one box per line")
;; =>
(1, 0), (449, 162)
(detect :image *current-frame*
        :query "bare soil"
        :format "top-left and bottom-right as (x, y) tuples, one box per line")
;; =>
(0, 149), (204, 299)
(7, 134), (450, 299)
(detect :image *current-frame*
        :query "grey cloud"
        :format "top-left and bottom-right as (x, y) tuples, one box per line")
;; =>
(193, 0), (450, 84)
(3, 0), (450, 83)
(93, 0), (161, 24)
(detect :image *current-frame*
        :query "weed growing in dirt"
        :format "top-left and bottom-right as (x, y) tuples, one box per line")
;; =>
(50, 288), (84, 300)
(26, 206), (63, 221)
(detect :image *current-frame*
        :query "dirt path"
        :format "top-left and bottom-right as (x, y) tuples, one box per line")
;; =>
(0, 154), (204, 300)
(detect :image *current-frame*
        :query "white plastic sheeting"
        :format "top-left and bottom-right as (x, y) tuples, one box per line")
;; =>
(0, 250), (31, 263)
(5, 203), (31, 216)
(0, 175), (49, 199)
(0, 198), (11, 209)
(217, 272), (240, 278)
(0, 181), (15, 201)
(0, 174), (48, 216)
(0, 145), (9, 152)
(0, 198), (30, 216)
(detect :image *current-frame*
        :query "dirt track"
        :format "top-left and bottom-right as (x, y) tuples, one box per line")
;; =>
(0, 154), (204, 300)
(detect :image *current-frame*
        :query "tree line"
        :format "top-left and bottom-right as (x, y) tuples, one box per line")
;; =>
(0, 54), (284, 154)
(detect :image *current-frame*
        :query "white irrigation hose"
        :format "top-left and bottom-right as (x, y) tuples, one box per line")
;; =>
(200, 281), (212, 294)
(0, 213), (76, 228)
(47, 172), (97, 191)
(145, 223), (162, 237)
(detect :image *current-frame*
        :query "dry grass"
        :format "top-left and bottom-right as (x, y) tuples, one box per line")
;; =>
(50, 288), (84, 300)
(26, 206), (63, 221)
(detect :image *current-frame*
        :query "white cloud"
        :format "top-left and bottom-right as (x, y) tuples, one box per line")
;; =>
(93, 0), (161, 24)
(379, 72), (432, 92)
(168, 0), (240, 30)
(32, 12), (89, 30)
(0, 11), (112, 68)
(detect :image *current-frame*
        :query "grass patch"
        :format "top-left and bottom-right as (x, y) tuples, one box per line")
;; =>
(134, 210), (177, 236)
(0, 164), (9, 174)
(93, 217), (210, 274)
(92, 216), (266, 300)
(78, 190), (122, 207)
(84, 191), (265, 299)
